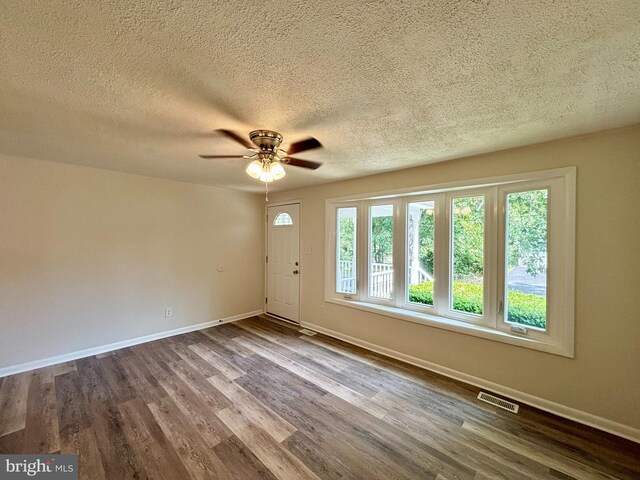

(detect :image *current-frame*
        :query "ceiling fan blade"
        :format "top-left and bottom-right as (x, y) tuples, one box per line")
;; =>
(281, 157), (323, 170)
(286, 137), (323, 155)
(199, 155), (247, 159)
(215, 129), (253, 149)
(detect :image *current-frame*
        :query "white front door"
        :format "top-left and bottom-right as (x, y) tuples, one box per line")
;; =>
(266, 203), (300, 323)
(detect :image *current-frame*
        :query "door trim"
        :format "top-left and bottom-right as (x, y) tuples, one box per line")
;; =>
(264, 200), (302, 323)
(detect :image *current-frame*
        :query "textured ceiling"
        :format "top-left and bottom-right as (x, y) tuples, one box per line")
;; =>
(1, 1), (639, 192)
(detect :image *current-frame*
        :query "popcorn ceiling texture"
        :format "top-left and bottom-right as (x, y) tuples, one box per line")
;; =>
(0, 1), (638, 191)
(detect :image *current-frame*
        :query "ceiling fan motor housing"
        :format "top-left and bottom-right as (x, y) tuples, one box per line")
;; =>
(250, 130), (283, 153)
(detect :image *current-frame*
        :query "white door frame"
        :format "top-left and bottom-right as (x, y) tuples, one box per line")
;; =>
(264, 199), (302, 324)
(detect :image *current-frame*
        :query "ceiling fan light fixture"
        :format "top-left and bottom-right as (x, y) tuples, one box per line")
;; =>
(245, 159), (286, 183)
(270, 161), (286, 180)
(245, 160), (263, 179)
(258, 170), (273, 183)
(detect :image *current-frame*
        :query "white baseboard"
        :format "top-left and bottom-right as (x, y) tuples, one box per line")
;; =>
(301, 321), (640, 445)
(0, 310), (263, 378)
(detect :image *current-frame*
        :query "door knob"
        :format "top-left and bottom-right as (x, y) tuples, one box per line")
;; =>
(293, 270), (299, 275)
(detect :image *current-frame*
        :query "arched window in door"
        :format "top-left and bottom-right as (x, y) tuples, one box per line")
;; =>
(273, 212), (293, 226)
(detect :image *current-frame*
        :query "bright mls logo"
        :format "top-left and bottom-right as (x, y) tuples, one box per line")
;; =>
(0, 455), (77, 480)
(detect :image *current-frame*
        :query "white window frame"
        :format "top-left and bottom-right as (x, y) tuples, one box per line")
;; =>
(402, 195), (440, 315)
(335, 204), (359, 297)
(495, 177), (568, 346)
(444, 188), (496, 327)
(324, 167), (576, 357)
(365, 200), (400, 306)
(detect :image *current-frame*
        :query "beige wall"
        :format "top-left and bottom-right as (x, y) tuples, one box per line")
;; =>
(0, 155), (264, 369)
(270, 125), (640, 431)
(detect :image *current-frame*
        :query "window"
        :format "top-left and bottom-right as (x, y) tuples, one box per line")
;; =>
(326, 167), (575, 357)
(369, 204), (394, 300)
(504, 189), (548, 330)
(336, 207), (357, 294)
(273, 212), (293, 226)
(407, 200), (435, 306)
(451, 196), (485, 316)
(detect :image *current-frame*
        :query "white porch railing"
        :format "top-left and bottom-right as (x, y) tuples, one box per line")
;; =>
(370, 262), (393, 298)
(337, 261), (432, 298)
(414, 267), (433, 283)
(338, 260), (356, 293)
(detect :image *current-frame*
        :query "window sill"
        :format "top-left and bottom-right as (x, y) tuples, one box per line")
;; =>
(325, 297), (573, 357)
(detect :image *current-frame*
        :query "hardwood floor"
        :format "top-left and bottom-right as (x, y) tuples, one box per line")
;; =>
(1, 316), (638, 479)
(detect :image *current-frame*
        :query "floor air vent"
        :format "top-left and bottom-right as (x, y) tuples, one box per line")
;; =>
(298, 328), (317, 336)
(477, 391), (519, 413)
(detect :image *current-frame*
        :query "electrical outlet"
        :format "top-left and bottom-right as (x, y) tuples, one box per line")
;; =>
(165, 308), (173, 317)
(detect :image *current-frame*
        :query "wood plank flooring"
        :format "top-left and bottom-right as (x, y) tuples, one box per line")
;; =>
(1, 316), (638, 479)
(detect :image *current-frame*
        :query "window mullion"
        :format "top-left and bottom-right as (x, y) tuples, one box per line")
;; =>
(496, 190), (507, 328)
(485, 187), (499, 328)
(357, 201), (367, 301)
(394, 198), (405, 308)
(434, 193), (449, 316)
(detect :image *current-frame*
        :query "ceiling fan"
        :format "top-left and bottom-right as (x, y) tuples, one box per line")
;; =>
(200, 129), (323, 186)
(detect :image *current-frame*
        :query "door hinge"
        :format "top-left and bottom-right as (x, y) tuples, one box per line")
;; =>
(265, 297), (268, 304)
(498, 299), (504, 314)
(266, 255), (268, 263)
